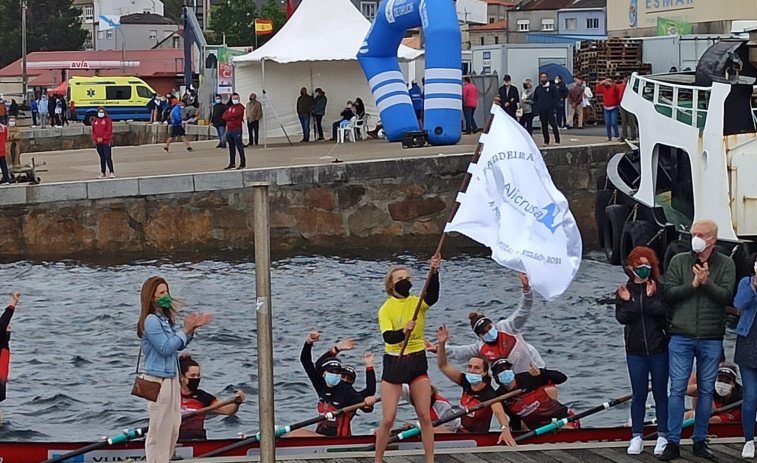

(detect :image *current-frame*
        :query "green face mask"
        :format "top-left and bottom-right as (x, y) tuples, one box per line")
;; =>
(156, 294), (172, 309)
(632, 265), (652, 279)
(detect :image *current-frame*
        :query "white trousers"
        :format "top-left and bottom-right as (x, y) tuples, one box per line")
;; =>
(145, 374), (181, 463)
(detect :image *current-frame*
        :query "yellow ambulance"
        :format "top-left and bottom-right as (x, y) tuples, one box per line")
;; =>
(68, 76), (157, 125)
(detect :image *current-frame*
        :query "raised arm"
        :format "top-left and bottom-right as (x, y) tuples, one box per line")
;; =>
(0, 292), (19, 334)
(424, 254), (442, 306)
(436, 326), (462, 384)
(496, 274), (533, 334)
(300, 332), (323, 393)
(734, 276), (757, 312)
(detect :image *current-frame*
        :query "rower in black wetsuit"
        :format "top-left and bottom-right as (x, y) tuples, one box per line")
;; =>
(289, 331), (376, 437)
(0, 291), (20, 427)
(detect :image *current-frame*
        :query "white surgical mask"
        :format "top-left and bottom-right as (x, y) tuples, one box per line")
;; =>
(215, 98), (221, 103)
(554, 78), (560, 83)
(232, 99), (240, 105)
(691, 236), (708, 253)
(97, 112), (105, 118)
(714, 381), (732, 397)
(8, 121), (15, 127)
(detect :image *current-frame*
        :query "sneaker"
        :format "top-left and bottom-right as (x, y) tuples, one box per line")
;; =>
(162, 147), (169, 152)
(618, 137), (626, 142)
(627, 436), (643, 455)
(236, 165), (246, 170)
(654, 437), (668, 456)
(658, 441), (680, 461)
(692, 440), (714, 459)
(186, 147), (194, 152)
(743, 441), (755, 459)
(109, 173), (115, 179)
(224, 164), (236, 170)
(97, 173), (106, 179)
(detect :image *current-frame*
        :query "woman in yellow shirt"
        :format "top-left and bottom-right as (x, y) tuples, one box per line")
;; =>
(374, 253), (441, 463)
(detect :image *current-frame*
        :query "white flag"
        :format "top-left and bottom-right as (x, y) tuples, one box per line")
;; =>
(444, 105), (582, 300)
(99, 15), (121, 31)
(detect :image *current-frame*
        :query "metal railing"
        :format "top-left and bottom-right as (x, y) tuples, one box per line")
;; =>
(629, 73), (711, 130)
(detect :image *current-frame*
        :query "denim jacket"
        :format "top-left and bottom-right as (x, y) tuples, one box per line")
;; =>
(734, 276), (757, 338)
(141, 312), (192, 378)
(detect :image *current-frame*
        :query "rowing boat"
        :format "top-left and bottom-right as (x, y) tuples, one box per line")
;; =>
(0, 422), (743, 462)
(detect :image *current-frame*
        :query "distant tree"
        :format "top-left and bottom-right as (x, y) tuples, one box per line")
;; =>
(0, 0), (88, 68)
(162, 0), (185, 23)
(208, 0), (259, 46)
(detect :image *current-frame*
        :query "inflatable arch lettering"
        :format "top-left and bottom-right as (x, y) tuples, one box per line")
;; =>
(358, 0), (462, 145)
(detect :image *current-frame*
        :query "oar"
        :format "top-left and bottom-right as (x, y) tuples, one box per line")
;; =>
(642, 399), (743, 441)
(362, 388), (523, 451)
(397, 97), (502, 358)
(514, 392), (633, 443)
(39, 396), (242, 463)
(197, 397), (380, 458)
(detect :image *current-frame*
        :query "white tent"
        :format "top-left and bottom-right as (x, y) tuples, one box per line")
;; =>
(232, 0), (423, 143)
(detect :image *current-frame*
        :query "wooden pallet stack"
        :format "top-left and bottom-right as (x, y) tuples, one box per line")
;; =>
(574, 38), (652, 124)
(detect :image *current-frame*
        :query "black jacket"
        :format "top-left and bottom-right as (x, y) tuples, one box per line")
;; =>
(498, 85), (519, 116)
(615, 279), (669, 356)
(210, 102), (226, 127)
(532, 83), (559, 114)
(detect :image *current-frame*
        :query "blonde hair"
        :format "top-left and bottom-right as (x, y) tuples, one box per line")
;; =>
(384, 266), (410, 296)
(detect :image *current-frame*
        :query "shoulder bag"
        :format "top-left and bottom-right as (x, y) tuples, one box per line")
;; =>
(131, 346), (162, 402)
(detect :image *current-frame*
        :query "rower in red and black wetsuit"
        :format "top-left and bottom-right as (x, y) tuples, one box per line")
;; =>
(293, 331), (376, 437)
(0, 291), (20, 427)
(178, 354), (245, 440)
(315, 337), (376, 399)
(436, 326), (515, 445)
(491, 357), (575, 431)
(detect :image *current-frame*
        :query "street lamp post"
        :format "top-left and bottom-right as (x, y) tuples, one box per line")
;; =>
(21, 0), (28, 102)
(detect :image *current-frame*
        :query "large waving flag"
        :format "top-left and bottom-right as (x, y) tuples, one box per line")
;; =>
(98, 15), (121, 31)
(445, 105), (582, 300)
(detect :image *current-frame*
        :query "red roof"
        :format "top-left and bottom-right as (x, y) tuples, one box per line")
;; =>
(471, 19), (509, 31)
(519, 0), (575, 10)
(0, 49), (188, 87)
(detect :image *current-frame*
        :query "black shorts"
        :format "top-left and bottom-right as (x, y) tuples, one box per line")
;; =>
(170, 125), (185, 138)
(382, 351), (428, 385)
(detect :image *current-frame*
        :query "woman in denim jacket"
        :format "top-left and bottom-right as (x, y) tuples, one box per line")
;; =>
(137, 276), (213, 463)
(735, 254), (757, 459)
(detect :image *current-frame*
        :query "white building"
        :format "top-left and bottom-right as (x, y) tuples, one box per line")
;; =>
(73, 0), (164, 49)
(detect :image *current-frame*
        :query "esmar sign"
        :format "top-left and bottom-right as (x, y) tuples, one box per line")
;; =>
(645, 0), (694, 10)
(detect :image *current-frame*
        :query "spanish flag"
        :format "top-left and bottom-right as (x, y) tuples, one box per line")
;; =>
(255, 19), (274, 35)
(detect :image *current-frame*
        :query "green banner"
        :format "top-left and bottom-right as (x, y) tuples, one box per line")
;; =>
(217, 46), (246, 64)
(657, 17), (692, 36)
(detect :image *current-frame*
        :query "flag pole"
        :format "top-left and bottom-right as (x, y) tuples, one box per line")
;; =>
(255, 19), (259, 49)
(397, 96), (501, 358)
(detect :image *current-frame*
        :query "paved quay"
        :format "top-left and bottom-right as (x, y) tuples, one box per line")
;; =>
(22, 130), (616, 185)
(182, 438), (746, 463)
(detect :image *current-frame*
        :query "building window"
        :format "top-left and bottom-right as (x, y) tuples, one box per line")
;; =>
(83, 6), (94, 23)
(494, 36), (499, 44)
(564, 17), (577, 30)
(149, 30), (158, 40)
(517, 19), (529, 32)
(173, 37), (181, 48)
(541, 19), (555, 31)
(489, 17), (495, 24)
(586, 17), (600, 29)
(106, 30), (113, 39)
(360, 1), (376, 20)
(97, 31), (104, 40)
(480, 36), (485, 45)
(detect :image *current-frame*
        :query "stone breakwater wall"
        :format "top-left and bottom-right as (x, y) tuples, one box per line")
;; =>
(0, 146), (616, 260)
(15, 124), (216, 153)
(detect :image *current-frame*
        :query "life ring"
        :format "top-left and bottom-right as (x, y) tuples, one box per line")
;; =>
(358, 0), (462, 145)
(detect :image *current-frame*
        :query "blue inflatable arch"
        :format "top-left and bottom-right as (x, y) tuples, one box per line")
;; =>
(358, 0), (462, 145)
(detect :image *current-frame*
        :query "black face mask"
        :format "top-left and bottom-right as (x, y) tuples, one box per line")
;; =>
(187, 378), (201, 392)
(540, 80), (548, 85)
(394, 279), (412, 298)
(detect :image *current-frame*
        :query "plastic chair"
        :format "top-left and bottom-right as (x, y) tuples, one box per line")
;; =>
(337, 116), (358, 143)
(354, 114), (371, 140)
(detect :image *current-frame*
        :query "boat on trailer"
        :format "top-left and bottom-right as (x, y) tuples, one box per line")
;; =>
(0, 423), (744, 462)
(596, 30), (757, 273)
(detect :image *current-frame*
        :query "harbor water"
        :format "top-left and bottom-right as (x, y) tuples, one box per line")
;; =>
(0, 251), (739, 441)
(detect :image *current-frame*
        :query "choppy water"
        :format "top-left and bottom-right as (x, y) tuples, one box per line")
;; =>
(0, 252), (738, 441)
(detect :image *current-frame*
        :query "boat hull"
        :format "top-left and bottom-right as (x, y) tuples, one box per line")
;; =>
(0, 423), (743, 462)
